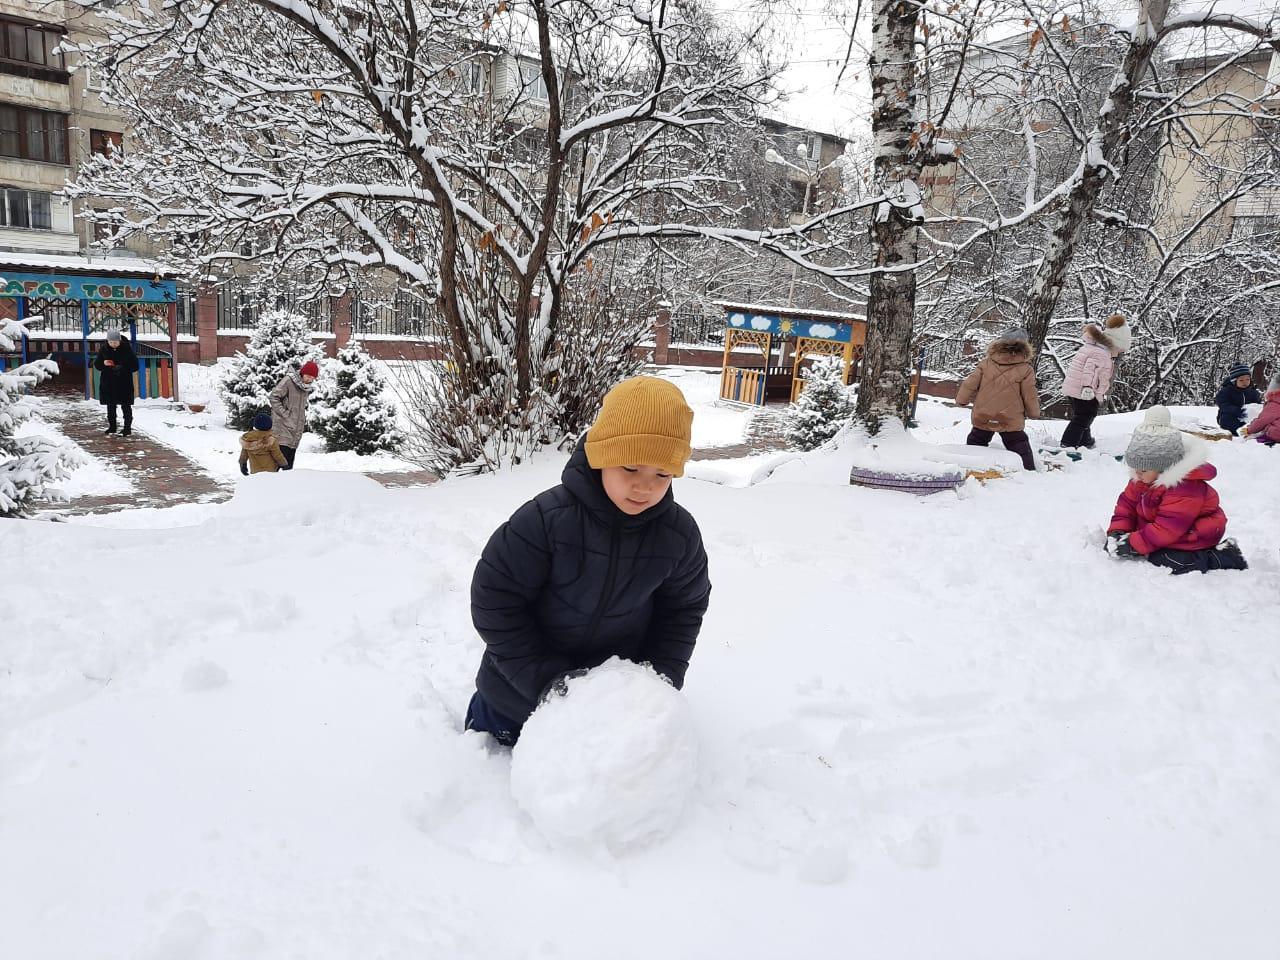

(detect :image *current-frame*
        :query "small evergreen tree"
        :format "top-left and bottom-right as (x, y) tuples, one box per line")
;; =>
(309, 341), (403, 455)
(786, 356), (854, 451)
(218, 308), (324, 429)
(1, 317), (86, 516)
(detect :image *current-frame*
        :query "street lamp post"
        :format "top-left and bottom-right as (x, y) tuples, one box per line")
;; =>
(764, 142), (818, 371)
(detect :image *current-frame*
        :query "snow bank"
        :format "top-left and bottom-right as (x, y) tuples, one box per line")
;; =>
(510, 659), (699, 853)
(222, 468), (387, 519)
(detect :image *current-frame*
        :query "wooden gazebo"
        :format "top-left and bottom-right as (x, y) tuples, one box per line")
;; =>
(717, 302), (867, 405)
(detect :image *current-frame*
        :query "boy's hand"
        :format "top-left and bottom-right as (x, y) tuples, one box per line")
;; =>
(541, 668), (590, 703)
(240, 463), (249, 476)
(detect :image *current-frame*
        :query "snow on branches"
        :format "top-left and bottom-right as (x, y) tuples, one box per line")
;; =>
(0, 317), (86, 517)
(309, 342), (402, 455)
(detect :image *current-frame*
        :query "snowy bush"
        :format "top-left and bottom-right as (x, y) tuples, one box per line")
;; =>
(509, 658), (699, 854)
(218, 309), (324, 430)
(786, 356), (854, 451)
(1, 317), (85, 517)
(309, 342), (403, 455)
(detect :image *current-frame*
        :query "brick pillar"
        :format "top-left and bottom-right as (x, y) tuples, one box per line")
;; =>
(654, 303), (671, 366)
(196, 282), (218, 364)
(332, 293), (353, 352)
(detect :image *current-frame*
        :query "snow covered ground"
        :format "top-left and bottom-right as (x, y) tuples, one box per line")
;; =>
(2, 403), (1279, 959)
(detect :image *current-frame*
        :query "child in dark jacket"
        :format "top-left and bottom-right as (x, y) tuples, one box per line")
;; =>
(238, 412), (288, 475)
(1214, 363), (1262, 434)
(466, 376), (712, 746)
(1106, 406), (1247, 574)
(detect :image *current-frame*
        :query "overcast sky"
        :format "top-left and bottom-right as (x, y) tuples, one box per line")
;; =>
(717, 0), (1278, 142)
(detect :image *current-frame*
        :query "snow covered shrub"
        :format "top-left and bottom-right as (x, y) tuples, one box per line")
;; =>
(309, 342), (403, 455)
(219, 308), (324, 430)
(509, 658), (699, 854)
(1, 316), (85, 517)
(786, 356), (854, 450)
(392, 274), (645, 475)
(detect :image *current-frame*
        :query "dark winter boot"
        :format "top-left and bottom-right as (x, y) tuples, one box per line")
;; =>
(1212, 539), (1248, 571)
(105, 405), (118, 435)
(121, 406), (133, 437)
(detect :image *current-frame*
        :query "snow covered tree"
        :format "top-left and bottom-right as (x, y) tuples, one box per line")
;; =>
(310, 342), (403, 455)
(70, 0), (870, 471)
(219, 309), (325, 430)
(787, 357), (854, 451)
(1, 317), (85, 517)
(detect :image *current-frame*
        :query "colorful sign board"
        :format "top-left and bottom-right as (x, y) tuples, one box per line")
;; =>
(0, 271), (177, 304)
(724, 310), (855, 344)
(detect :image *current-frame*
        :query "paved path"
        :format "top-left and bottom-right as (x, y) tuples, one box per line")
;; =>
(36, 399), (233, 516)
(690, 404), (791, 461)
(35, 398), (438, 517)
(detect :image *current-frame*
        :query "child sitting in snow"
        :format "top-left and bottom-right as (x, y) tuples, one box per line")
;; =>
(1240, 371), (1280, 446)
(1060, 313), (1132, 449)
(955, 326), (1040, 470)
(465, 376), (712, 746)
(1106, 406), (1247, 574)
(1214, 363), (1262, 435)
(238, 412), (288, 475)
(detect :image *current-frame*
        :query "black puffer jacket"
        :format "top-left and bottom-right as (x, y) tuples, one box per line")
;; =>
(93, 339), (137, 406)
(1215, 378), (1262, 432)
(471, 439), (711, 726)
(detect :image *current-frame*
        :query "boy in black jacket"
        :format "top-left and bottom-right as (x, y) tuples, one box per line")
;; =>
(466, 376), (711, 746)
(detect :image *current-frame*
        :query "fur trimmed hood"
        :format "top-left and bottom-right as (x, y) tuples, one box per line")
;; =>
(986, 338), (1033, 364)
(1149, 436), (1213, 488)
(1085, 319), (1132, 356)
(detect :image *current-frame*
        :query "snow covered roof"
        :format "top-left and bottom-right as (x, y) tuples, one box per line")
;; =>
(715, 300), (865, 322)
(759, 111), (851, 145)
(0, 252), (177, 277)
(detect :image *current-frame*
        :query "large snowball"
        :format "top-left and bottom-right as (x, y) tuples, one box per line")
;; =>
(510, 657), (699, 853)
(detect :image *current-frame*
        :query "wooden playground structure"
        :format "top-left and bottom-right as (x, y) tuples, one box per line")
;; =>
(0, 267), (181, 401)
(716, 302), (923, 409)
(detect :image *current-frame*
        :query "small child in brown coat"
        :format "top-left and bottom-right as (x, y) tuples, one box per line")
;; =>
(239, 412), (288, 475)
(955, 326), (1041, 470)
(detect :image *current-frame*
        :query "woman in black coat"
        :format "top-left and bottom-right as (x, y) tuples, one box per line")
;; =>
(93, 329), (138, 436)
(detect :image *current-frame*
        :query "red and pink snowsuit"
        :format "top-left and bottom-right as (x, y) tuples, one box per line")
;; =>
(1244, 389), (1280, 444)
(1108, 459), (1227, 556)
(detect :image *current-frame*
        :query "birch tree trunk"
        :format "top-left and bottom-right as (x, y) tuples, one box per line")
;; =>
(856, 0), (924, 433)
(1021, 0), (1170, 353)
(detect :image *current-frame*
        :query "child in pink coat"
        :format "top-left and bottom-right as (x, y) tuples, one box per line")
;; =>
(1241, 371), (1280, 446)
(1060, 313), (1132, 448)
(1106, 406), (1247, 574)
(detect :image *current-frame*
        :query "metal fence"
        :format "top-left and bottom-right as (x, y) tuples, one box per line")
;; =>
(667, 307), (723, 346)
(216, 282), (332, 333)
(352, 290), (445, 340)
(19, 289), (197, 339)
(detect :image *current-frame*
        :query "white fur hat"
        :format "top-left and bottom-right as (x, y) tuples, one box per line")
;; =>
(1104, 313), (1132, 355)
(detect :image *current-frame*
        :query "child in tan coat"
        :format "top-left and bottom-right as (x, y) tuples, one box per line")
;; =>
(239, 412), (288, 475)
(955, 327), (1041, 470)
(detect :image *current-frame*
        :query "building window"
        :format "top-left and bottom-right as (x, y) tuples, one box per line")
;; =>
(0, 187), (54, 230)
(90, 128), (124, 156)
(0, 16), (68, 83)
(0, 104), (69, 164)
(517, 60), (549, 102)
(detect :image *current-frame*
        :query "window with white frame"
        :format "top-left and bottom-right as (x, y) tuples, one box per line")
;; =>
(517, 60), (549, 102)
(0, 187), (53, 230)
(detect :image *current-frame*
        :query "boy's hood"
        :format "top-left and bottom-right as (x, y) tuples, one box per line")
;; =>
(241, 430), (274, 450)
(561, 436), (675, 529)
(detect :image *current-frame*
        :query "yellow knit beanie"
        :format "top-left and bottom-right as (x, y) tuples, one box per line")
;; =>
(585, 377), (693, 477)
